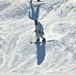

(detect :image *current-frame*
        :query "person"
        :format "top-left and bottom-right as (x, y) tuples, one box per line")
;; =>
(29, 0), (46, 42)
(34, 20), (46, 42)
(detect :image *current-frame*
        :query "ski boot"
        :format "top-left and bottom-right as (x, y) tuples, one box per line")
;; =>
(36, 39), (40, 42)
(42, 38), (46, 42)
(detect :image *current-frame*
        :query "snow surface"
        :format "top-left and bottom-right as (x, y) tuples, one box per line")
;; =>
(0, 0), (76, 75)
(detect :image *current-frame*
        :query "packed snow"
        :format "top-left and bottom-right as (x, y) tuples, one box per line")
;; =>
(0, 0), (76, 75)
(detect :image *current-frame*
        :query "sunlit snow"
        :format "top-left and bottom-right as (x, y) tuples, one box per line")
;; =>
(0, 0), (76, 75)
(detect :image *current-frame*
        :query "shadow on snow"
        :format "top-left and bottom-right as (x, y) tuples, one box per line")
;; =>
(36, 42), (46, 65)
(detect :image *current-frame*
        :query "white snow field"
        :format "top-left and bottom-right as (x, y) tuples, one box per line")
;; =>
(0, 0), (76, 75)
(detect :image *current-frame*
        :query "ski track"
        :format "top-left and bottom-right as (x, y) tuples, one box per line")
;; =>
(0, 0), (76, 75)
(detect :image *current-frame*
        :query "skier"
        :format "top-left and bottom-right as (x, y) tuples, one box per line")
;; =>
(34, 20), (46, 42)
(29, 0), (46, 42)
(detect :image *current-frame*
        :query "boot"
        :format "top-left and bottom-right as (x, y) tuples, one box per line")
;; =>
(42, 38), (46, 42)
(36, 39), (40, 42)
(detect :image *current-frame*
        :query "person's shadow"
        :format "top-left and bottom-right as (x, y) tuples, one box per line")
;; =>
(36, 42), (46, 65)
(29, 3), (43, 20)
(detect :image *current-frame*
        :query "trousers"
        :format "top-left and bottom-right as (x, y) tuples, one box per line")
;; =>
(36, 30), (44, 40)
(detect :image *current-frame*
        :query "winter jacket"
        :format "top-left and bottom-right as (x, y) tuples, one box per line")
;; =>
(35, 22), (44, 35)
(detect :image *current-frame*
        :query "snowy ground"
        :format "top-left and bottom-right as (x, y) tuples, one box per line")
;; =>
(0, 0), (76, 75)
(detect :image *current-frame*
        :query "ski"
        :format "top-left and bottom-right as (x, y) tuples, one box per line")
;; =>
(30, 40), (54, 44)
(28, 1), (46, 4)
(30, 41), (45, 44)
(28, 1), (45, 2)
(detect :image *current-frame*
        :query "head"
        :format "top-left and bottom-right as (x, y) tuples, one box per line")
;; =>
(34, 20), (38, 25)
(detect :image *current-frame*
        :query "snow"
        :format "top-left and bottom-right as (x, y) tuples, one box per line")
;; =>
(0, 0), (76, 75)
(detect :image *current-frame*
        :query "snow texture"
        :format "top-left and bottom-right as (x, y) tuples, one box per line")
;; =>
(0, 0), (76, 75)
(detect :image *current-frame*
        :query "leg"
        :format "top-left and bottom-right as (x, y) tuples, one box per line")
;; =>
(36, 31), (40, 41)
(39, 33), (46, 42)
(39, 33), (44, 39)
